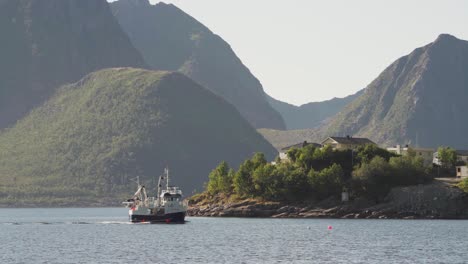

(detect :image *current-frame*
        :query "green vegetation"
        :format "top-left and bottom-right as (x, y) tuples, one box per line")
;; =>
(458, 178), (468, 193)
(204, 144), (433, 202)
(437, 147), (457, 168)
(0, 68), (277, 206)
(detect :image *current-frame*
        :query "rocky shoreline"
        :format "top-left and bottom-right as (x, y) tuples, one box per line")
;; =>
(188, 181), (468, 219)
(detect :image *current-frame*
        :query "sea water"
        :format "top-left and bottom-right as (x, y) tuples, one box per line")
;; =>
(1, 208), (467, 263)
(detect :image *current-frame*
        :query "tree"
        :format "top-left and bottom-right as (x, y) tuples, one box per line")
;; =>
(252, 164), (277, 199)
(251, 152), (267, 168)
(308, 163), (345, 200)
(356, 144), (397, 163)
(233, 160), (255, 197)
(438, 147), (457, 169)
(286, 148), (299, 163)
(352, 156), (392, 202)
(207, 161), (233, 195)
(281, 167), (309, 201)
(458, 178), (468, 193)
(389, 155), (429, 186)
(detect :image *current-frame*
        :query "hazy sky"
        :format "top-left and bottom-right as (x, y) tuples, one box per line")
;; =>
(141, 0), (468, 105)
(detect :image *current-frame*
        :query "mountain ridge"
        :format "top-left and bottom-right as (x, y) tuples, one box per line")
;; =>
(0, 0), (147, 128)
(268, 89), (364, 130)
(110, 0), (286, 129)
(319, 34), (468, 148)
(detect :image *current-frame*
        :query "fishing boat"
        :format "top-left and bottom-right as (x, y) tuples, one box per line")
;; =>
(123, 168), (187, 223)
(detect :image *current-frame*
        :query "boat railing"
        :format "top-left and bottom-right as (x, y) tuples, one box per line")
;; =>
(145, 197), (155, 206)
(163, 187), (183, 195)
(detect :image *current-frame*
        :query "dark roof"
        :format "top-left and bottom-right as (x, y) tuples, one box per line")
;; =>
(325, 136), (376, 145)
(456, 150), (468, 156)
(281, 141), (322, 151)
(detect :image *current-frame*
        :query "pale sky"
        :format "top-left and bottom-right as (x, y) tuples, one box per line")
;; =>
(129, 0), (468, 106)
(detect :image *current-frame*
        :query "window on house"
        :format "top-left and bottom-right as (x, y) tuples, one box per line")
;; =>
(458, 168), (461, 173)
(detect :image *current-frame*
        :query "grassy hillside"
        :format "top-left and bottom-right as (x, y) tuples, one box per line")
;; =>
(110, 0), (285, 130)
(0, 68), (277, 207)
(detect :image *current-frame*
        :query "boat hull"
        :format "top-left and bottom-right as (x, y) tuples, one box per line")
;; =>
(130, 212), (186, 223)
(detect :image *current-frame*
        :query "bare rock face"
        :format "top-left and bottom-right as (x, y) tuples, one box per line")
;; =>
(110, 0), (286, 130)
(0, 0), (146, 128)
(319, 34), (468, 148)
(384, 181), (468, 219)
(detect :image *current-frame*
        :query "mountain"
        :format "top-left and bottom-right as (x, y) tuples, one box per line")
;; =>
(110, 0), (286, 130)
(0, 0), (146, 128)
(0, 68), (277, 206)
(267, 90), (364, 130)
(258, 128), (320, 150)
(319, 34), (468, 148)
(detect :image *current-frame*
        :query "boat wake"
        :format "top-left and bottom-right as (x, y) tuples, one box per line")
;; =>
(1, 221), (132, 226)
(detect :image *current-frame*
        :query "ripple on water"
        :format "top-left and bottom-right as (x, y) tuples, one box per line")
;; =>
(0, 209), (467, 264)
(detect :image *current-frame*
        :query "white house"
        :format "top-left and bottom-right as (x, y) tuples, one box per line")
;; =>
(433, 149), (468, 166)
(456, 166), (468, 178)
(387, 145), (434, 166)
(456, 150), (468, 163)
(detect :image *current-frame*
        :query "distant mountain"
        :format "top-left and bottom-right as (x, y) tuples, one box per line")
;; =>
(110, 0), (286, 129)
(320, 34), (468, 148)
(267, 90), (364, 130)
(0, 68), (277, 206)
(0, 0), (146, 128)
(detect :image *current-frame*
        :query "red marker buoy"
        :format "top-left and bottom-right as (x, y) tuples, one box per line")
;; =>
(328, 225), (333, 230)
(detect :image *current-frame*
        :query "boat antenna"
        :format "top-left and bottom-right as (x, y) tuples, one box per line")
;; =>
(130, 176), (140, 187)
(165, 167), (170, 189)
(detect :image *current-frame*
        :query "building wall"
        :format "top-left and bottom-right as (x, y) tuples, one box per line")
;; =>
(279, 152), (288, 160)
(456, 166), (468, 178)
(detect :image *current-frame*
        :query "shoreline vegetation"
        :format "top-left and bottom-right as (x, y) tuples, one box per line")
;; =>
(188, 145), (468, 219)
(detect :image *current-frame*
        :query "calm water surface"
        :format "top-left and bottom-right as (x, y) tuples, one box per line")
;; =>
(0, 208), (467, 263)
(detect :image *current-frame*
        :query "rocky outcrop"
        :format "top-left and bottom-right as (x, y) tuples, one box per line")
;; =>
(188, 181), (468, 219)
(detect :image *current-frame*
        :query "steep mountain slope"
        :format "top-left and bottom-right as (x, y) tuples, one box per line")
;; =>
(110, 0), (286, 129)
(267, 90), (364, 130)
(0, 68), (277, 206)
(320, 34), (468, 148)
(0, 0), (146, 128)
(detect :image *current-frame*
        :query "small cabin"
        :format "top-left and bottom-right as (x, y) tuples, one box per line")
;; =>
(456, 166), (468, 178)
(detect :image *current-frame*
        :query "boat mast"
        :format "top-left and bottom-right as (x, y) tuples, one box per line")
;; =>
(166, 167), (170, 189)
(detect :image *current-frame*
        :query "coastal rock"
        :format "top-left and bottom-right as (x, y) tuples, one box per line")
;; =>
(187, 181), (468, 219)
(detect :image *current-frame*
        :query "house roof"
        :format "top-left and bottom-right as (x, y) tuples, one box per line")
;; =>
(280, 141), (322, 152)
(456, 150), (468, 156)
(323, 136), (376, 146)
